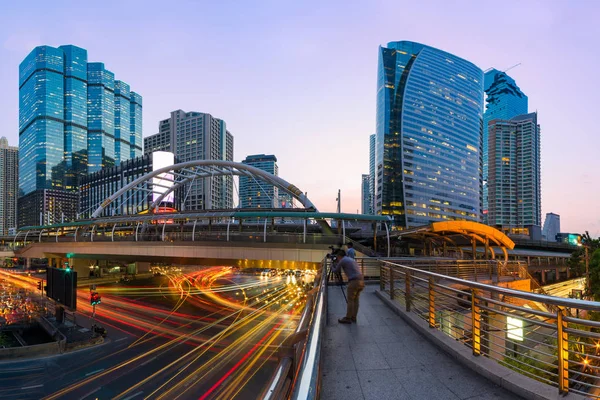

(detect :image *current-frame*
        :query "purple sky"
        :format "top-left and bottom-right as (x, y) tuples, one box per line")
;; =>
(1, 0), (599, 236)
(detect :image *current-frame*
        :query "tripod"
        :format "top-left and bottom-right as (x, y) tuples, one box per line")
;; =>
(328, 264), (347, 303)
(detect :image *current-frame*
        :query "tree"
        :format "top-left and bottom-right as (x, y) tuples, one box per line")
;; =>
(589, 247), (600, 301)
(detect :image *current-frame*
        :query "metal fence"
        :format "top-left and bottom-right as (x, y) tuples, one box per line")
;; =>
(379, 260), (600, 398)
(262, 258), (329, 400)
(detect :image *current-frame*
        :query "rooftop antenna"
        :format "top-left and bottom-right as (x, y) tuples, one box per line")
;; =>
(503, 63), (521, 73)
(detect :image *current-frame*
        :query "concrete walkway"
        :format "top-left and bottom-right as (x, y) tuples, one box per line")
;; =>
(321, 284), (520, 400)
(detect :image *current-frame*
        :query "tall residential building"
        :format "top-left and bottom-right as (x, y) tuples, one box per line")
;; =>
(375, 41), (484, 228)
(542, 212), (560, 242)
(482, 69), (528, 222)
(144, 110), (234, 210)
(368, 134), (375, 215)
(487, 112), (541, 228)
(239, 154), (278, 208)
(18, 45), (142, 227)
(0, 137), (18, 235)
(361, 174), (370, 214)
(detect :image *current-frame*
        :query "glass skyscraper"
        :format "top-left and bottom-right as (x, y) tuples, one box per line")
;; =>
(375, 41), (484, 228)
(361, 174), (370, 214)
(368, 134), (375, 215)
(239, 154), (278, 209)
(18, 45), (142, 227)
(482, 69), (527, 221)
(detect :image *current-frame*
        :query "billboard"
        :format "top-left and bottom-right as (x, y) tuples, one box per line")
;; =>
(152, 151), (175, 203)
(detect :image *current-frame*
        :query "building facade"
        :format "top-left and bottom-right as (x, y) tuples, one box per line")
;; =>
(239, 154), (278, 209)
(361, 174), (370, 214)
(483, 69), (527, 222)
(487, 112), (541, 228)
(18, 45), (142, 227)
(375, 41), (484, 228)
(79, 153), (156, 218)
(0, 137), (18, 235)
(542, 213), (560, 242)
(368, 134), (375, 215)
(144, 110), (234, 210)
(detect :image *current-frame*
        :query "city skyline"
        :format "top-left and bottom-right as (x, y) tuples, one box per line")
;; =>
(1, 1), (599, 235)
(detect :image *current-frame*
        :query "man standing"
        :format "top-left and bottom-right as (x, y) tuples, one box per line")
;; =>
(346, 242), (356, 259)
(333, 249), (365, 324)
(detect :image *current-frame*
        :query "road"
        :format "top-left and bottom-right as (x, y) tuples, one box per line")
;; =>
(0, 267), (314, 399)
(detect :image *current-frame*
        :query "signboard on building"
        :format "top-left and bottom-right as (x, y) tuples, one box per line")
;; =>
(152, 151), (175, 203)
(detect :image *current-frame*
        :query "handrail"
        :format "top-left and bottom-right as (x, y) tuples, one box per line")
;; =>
(262, 258), (329, 400)
(380, 260), (600, 397)
(380, 260), (599, 311)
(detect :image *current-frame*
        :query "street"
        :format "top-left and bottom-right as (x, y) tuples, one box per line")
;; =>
(0, 266), (313, 399)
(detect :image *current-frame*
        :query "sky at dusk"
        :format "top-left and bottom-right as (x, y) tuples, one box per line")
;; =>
(0, 0), (599, 236)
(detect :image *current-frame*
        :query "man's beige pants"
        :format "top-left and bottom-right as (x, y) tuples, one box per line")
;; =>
(345, 279), (365, 319)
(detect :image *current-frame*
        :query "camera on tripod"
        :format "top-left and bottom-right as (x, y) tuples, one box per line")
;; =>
(326, 245), (343, 262)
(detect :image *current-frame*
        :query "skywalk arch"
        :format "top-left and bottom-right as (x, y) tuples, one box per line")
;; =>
(91, 160), (316, 218)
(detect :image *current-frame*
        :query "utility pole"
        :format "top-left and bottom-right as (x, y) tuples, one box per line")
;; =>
(336, 190), (341, 213)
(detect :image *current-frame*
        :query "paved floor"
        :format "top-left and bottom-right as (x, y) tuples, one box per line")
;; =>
(321, 284), (520, 400)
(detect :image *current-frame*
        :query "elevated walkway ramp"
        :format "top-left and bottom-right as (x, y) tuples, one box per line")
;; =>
(321, 285), (518, 399)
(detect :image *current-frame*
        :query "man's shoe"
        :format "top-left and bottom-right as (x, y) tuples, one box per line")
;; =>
(351, 317), (357, 323)
(338, 317), (352, 324)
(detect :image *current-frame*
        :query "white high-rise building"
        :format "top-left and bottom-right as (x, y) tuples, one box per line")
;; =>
(487, 112), (541, 228)
(0, 137), (18, 235)
(144, 110), (234, 210)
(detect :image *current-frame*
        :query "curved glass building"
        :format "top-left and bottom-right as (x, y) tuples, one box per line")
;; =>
(375, 41), (484, 228)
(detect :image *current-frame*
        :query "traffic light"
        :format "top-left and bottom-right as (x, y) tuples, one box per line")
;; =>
(90, 292), (101, 306)
(37, 281), (42, 290)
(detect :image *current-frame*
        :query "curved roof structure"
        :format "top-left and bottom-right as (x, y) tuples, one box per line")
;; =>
(393, 220), (515, 261)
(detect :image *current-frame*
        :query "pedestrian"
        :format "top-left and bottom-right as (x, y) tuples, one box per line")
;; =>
(332, 249), (365, 324)
(346, 242), (356, 259)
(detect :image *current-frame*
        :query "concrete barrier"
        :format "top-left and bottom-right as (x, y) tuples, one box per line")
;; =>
(0, 339), (61, 360)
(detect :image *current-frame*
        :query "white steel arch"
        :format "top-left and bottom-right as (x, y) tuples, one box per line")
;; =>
(91, 160), (316, 218)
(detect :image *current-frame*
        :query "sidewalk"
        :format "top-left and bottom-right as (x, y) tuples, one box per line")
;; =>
(321, 284), (519, 400)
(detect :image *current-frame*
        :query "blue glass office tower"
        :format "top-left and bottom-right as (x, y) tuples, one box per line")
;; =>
(239, 154), (278, 209)
(368, 134), (375, 215)
(130, 92), (143, 159)
(482, 69), (527, 222)
(18, 45), (142, 227)
(375, 41), (484, 228)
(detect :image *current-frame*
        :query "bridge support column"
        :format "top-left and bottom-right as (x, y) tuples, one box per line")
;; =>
(25, 258), (31, 270)
(471, 238), (476, 260)
(541, 269), (547, 285)
(566, 264), (570, 279)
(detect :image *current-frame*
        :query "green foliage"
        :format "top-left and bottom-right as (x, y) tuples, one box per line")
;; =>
(501, 353), (557, 384)
(589, 248), (600, 301)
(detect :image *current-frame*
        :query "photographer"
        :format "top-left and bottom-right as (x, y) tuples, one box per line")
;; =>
(332, 249), (364, 324)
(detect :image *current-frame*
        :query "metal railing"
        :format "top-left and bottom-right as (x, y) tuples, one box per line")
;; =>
(351, 258), (529, 282)
(379, 260), (600, 398)
(262, 258), (329, 400)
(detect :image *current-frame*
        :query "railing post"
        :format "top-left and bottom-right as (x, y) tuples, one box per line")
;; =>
(428, 277), (435, 328)
(557, 306), (569, 394)
(471, 288), (481, 356)
(405, 271), (411, 312)
(389, 267), (395, 300)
